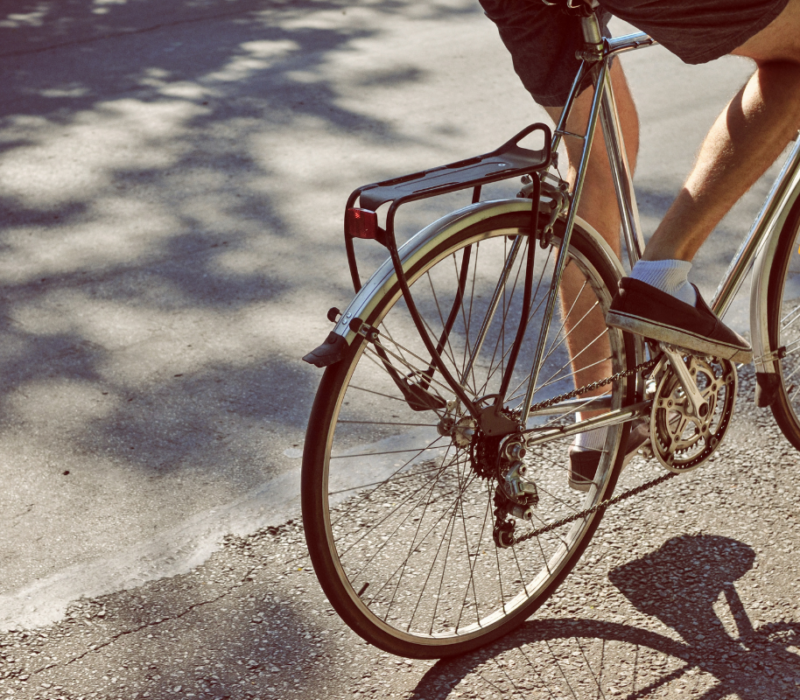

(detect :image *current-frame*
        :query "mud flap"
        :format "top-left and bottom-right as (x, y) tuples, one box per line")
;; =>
(303, 332), (349, 368)
(755, 372), (781, 408)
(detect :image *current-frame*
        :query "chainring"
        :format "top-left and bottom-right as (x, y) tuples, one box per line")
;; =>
(650, 354), (737, 472)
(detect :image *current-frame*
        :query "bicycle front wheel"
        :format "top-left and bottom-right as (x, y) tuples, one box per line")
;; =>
(302, 205), (636, 658)
(766, 196), (800, 448)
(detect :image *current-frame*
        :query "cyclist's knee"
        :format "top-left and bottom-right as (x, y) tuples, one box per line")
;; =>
(733, 0), (800, 63)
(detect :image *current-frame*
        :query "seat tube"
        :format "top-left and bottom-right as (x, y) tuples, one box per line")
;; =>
(599, 61), (646, 266)
(520, 55), (609, 425)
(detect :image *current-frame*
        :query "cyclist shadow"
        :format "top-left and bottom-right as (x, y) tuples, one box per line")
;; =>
(606, 534), (800, 698)
(411, 534), (800, 699)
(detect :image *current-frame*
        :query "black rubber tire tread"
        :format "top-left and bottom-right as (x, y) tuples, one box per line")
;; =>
(302, 212), (636, 658)
(767, 194), (800, 450)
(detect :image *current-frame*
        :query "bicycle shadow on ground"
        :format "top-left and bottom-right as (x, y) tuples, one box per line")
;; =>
(411, 535), (800, 699)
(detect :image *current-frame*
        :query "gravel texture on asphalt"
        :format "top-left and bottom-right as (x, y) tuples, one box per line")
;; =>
(0, 367), (799, 700)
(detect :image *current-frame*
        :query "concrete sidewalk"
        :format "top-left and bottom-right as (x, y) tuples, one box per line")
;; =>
(0, 0), (768, 631)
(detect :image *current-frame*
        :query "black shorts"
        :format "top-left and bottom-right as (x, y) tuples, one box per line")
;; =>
(479, 0), (789, 106)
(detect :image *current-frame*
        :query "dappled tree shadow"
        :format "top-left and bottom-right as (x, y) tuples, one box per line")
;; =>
(0, 0), (493, 598)
(0, 0), (482, 459)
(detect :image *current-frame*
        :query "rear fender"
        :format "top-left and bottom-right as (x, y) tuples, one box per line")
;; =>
(326, 198), (623, 349)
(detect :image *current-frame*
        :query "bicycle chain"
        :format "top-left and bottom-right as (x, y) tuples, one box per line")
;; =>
(513, 471), (677, 544)
(496, 356), (666, 547)
(527, 357), (660, 414)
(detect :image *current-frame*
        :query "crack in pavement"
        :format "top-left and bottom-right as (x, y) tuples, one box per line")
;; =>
(30, 563), (262, 676)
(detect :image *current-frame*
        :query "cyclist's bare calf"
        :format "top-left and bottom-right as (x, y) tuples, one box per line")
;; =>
(601, 0), (798, 363)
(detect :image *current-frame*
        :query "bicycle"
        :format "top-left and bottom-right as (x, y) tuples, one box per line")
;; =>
(300, 2), (800, 659)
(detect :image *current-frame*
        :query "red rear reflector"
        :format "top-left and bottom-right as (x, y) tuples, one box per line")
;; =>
(346, 208), (379, 240)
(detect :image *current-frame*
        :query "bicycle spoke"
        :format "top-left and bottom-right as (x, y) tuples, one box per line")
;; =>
(353, 453), (460, 587)
(309, 217), (630, 650)
(541, 297), (601, 368)
(534, 331), (609, 395)
(329, 436), (450, 533)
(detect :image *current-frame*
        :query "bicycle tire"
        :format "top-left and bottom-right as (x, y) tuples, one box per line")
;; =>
(302, 203), (636, 658)
(766, 195), (800, 448)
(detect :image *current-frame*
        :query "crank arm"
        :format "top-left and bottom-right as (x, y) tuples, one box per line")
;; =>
(522, 400), (651, 448)
(659, 343), (709, 419)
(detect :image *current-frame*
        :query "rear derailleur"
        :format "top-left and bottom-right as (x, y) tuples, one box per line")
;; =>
(438, 404), (538, 549)
(491, 435), (538, 548)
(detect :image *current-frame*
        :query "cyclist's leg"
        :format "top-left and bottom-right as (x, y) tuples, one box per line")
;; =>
(607, 0), (800, 361)
(545, 61), (639, 262)
(642, 0), (800, 263)
(544, 61), (639, 447)
(479, 1), (641, 476)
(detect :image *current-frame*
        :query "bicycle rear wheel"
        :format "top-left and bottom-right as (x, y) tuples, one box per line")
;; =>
(302, 205), (636, 658)
(766, 196), (800, 448)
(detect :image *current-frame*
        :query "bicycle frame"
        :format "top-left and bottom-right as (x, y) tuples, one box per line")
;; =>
(520, 18), (656, 429)
(518, 11), (800, 439)
(308, 9), (800, 442)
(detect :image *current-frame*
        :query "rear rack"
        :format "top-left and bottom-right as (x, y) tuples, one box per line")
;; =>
(320, 124), (552, 423)
(343, 123), (552, 291)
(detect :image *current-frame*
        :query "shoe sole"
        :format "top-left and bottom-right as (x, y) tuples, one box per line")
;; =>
(568, 422), (651, 492)
(606, 310), (752, 363)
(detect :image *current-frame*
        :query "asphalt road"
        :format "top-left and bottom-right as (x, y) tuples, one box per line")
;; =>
(0, 0), (795, 673)
(0, 366), (799, 700)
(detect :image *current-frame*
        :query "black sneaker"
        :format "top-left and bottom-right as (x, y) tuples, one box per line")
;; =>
(606, 278), (752, 363)
(568, 421), (650, 492)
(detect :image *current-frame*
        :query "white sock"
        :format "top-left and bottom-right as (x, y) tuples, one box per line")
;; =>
(573, 412), (607, 452)
(630, 259), (697, 306)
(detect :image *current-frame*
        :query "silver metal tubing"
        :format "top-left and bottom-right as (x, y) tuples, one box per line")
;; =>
(606, 32), (655, 55)
(551, 61), (590, 156)
(580, 11), (604, 48)
(523, 400), (651, 448)
(520, 60), (610, 426)
(528, 394), (613, 417)
(599, 60), (646, 267)
(462, 235), (524, 381)
(711, 137), (800, 317)
(554, 129), (587, 140)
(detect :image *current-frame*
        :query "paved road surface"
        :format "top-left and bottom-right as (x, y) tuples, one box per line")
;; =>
(0, 368), (799, 698)
(0, 0), (790, 642)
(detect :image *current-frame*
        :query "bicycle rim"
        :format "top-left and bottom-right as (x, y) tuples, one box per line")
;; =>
(767, 195), (800, 448)
(303, 211), (634, 657)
